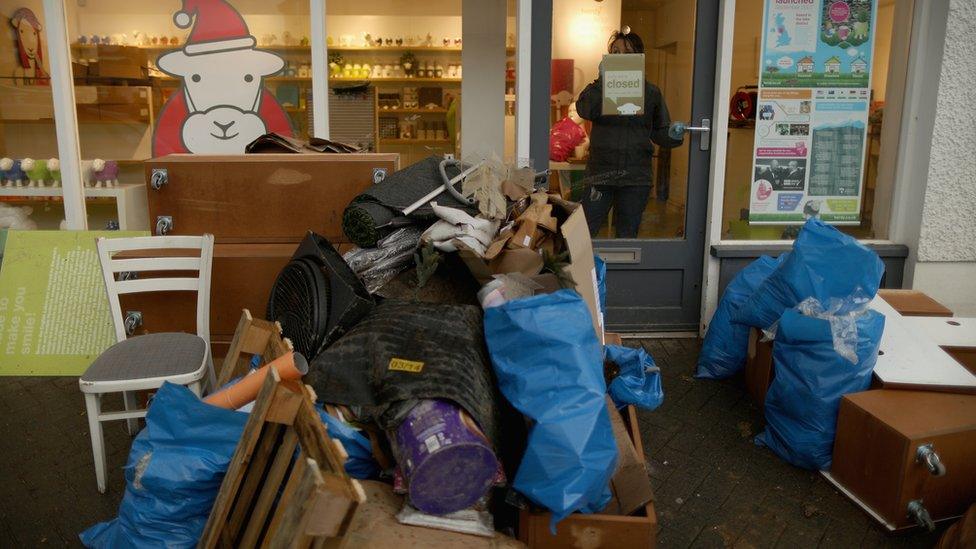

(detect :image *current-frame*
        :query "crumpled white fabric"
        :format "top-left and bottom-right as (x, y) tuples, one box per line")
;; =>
(421, 202), (499, 255)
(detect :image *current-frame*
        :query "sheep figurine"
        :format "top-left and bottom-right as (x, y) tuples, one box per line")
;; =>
(91, 158), (119, 187)
(47, 158), (61, 187)
(0, 158), (26, 187)
(22, 158), (50, 187)
(0, 203), (38, 230)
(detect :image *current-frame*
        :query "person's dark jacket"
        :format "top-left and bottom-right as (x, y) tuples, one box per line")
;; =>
(576, 78), (682, 187)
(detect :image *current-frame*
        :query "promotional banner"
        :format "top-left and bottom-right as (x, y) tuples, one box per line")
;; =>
(0, 230), (147, 375)
(749, 0), (877, 224)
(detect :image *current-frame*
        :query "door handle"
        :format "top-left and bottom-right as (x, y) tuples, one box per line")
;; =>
(670, 119), (710, 151)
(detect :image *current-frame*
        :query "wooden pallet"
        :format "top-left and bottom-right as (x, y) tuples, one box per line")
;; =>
(217, 309), (294, 388)
(199, 366), (366, 548)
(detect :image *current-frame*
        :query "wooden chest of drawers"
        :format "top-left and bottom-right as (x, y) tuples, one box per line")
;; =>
(128, 154), (398, 356)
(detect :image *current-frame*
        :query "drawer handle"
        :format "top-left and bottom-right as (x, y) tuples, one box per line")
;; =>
(124, 311), (143, 337)
(907, 499), (935, 531)
(916, 444), (947, 477)
(156, 216), (173, 235)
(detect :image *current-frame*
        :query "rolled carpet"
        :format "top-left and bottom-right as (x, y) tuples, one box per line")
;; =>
(343, 156), (478, 247)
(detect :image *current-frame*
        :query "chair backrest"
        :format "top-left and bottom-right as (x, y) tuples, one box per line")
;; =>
(96, 235), (215, 344)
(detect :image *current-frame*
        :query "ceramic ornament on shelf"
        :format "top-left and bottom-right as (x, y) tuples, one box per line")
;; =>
(423, 33), (433, 47)
(21, 157), (50, 187)
(47, 158), (61, 187)
(80, 160), (93, 188)
(91, 159), (119, 188)
(0, 158), (25, 187)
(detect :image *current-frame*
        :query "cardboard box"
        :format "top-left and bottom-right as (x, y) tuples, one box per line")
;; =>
(745, 327), (774, 408)
(601, 54), (645, 116)
(605, 397), (654, 516)
(518, 405), (656, 548)
(458, 194), (602, 341)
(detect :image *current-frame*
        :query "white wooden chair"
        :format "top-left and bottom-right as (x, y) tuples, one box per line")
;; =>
(80, 234), (215, 493)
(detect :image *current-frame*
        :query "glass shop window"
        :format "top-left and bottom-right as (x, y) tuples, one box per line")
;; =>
(0, 4), (73, 231)
(66, 0), (312, 231)
(326, 1), (468, 167)
(720, 0), (904, 240)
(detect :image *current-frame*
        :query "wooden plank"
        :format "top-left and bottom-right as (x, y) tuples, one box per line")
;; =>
(239, 430), (300, 548)
(870, 297), (976, 393)
(878, 289), (954, 317)
(218, 310), (255, 387)
(225, 423), (284, 544)
(199, 368), (284, 548)
(262, 455), (312, 548)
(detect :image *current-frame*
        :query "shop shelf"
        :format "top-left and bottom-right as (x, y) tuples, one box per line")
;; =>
(378, 138), (451, 145)
(331, 77), (461, 84)
(0, 183), (148, 230)
(377, 108), (448, 114)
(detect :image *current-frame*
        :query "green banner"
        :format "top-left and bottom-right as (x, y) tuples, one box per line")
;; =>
(0, 230), (148, 376)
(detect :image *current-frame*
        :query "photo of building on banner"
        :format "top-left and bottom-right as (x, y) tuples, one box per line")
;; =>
(748, 0), (878, 225)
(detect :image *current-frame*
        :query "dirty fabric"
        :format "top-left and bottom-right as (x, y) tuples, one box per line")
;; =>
(307, 300), (498, 442)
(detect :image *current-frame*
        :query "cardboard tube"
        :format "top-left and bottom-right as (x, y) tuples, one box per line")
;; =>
(204, 352), (308, 410)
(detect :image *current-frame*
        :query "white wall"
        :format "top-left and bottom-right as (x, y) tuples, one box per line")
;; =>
(908, 0), (976, 315)
(552, 0), (622, 95)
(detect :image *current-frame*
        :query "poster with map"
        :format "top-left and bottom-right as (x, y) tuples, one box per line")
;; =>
(749, 0), (877, 224)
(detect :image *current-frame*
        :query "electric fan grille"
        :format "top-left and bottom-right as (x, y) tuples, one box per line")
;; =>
(267, 258), (330, 358)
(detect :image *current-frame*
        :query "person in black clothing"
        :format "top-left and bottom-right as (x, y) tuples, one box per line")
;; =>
(575, 29), (683, 238)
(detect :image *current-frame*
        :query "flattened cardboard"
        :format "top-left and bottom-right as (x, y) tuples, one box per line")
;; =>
(458, 195), (603, 341)
(745, 328), (774, 408)
(601, 53), (645, 116)
(606, 397), (654, 516)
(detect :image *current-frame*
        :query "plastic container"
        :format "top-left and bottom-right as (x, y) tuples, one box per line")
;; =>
(394, 399), (499, 515)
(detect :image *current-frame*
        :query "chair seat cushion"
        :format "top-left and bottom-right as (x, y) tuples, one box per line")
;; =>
(81, 333), (207, 383)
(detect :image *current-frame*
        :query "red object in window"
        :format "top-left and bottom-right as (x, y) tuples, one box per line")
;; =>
(549, 117), (586, 162)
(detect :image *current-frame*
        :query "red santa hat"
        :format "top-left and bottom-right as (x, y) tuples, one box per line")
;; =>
(173, 0), (256, 56)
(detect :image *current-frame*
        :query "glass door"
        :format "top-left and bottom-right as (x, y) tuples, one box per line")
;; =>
(550, 0), (718, 331)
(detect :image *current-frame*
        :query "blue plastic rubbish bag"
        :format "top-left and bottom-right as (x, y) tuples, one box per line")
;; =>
(317, 407), (379, 480)
(755, 304), (885, 470)
(733, 219), (884, 330)
(595, 254), (607, 316)
(605, 344), (664, 410)
(696, 255), (785, 379)
(80, 383), (249, 548)
(484, 290), (617, 530)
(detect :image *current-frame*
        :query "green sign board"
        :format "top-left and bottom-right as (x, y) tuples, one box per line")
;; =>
(0, 230), (148, 376)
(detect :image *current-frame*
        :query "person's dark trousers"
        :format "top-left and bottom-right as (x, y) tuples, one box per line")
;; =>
(581, 184), (651, 238)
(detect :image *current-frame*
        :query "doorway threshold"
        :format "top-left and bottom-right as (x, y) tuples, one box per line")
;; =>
(619, 331), (699, 339)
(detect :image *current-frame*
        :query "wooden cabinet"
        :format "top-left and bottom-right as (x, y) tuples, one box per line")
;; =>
(829, 390), (976, 530)
(134, 154), (398, 356)
(144, 154), (398, 243)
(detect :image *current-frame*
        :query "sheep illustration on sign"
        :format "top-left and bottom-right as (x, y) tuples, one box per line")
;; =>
(152, 0), (293, 156)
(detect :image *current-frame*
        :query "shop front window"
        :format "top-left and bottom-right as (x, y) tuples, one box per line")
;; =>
(720, 0), (902, 240)
(64, 0), (312, 231)
(0, 4), (72, 230)
(327, 1), (467, 167)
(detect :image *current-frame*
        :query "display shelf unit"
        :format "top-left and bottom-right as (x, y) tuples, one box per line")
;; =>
(378, 138), (451, 145)
(0, 183), (148, 231)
